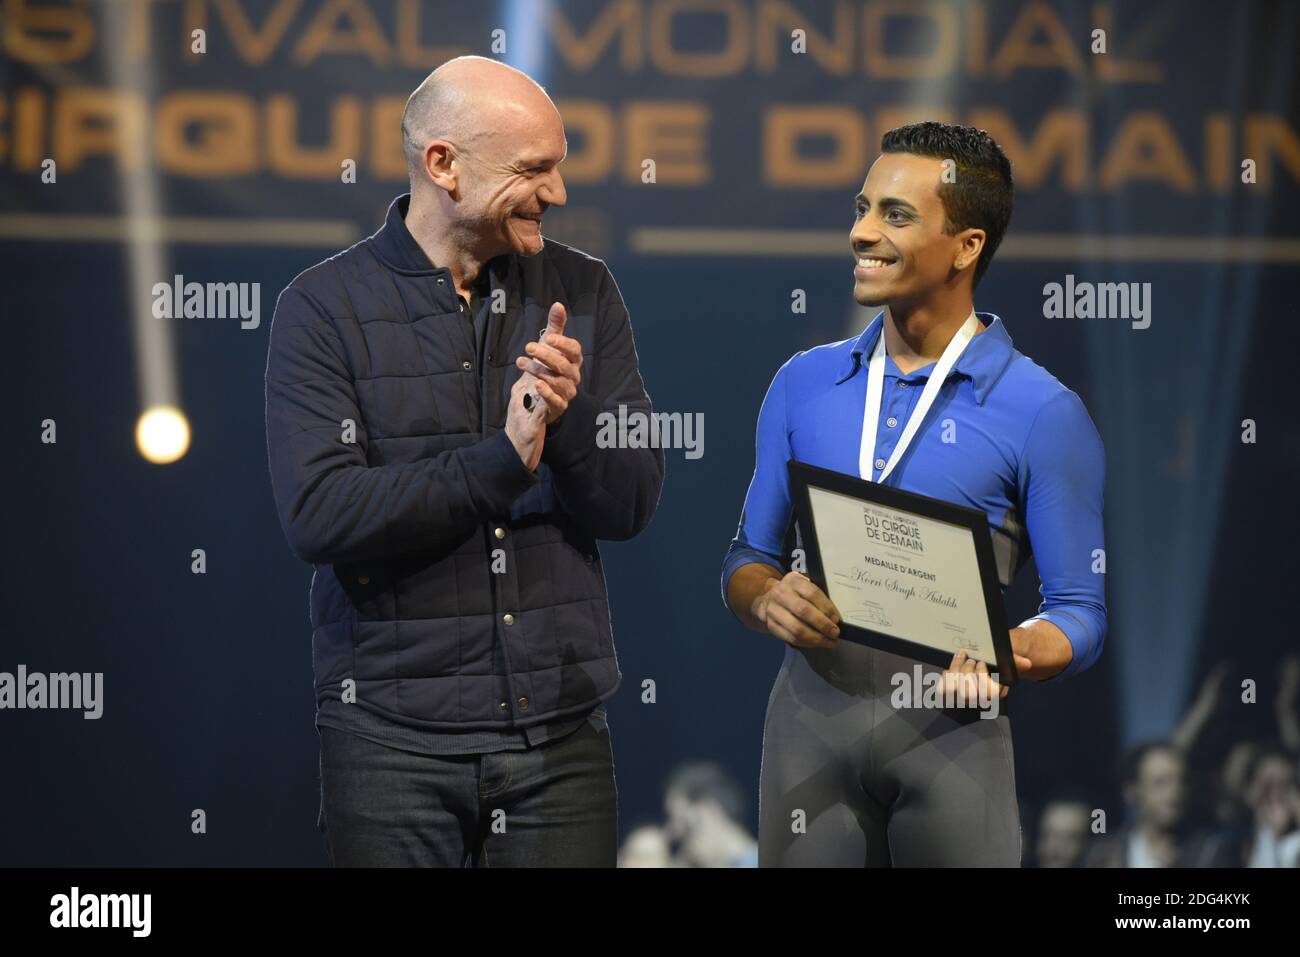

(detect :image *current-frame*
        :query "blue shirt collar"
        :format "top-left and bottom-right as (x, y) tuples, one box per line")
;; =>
(835, 310), (1016, 405)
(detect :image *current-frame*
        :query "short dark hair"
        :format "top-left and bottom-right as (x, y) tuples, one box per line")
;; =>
(880, 121), (1014, 288)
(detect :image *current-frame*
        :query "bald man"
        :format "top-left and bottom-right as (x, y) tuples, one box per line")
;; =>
(265, 57), (664, 867)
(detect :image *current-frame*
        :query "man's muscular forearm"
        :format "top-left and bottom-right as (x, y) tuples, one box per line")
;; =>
(728, 562), (841, 649)
(727, 562), (784, 633)
(1012, 617), (1073, 680)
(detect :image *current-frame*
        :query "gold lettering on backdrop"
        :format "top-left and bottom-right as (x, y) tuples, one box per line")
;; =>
(1099, 112), (1197, 192)
(267, 94), (362, 177)
(125, 0), (161, 60)
(765, 106), (865, 187)
(862, 1), (959, 80)
(0, 0), (1212, 84)
(648, 0), (749, 77)
(369, 96), (406, 180)
(3, 0), (94, 64)
(1243, 116), (1300, 188)
(1091, 2), (1162, 84)
(548, 0), (644, 72)
(184, 0), (205, 61)
(394, 0), (464, 69)
(623, 102), (710, 185)
(292, 0), (390, 67)
(208, 0), (303, 66)
(964, 0), (987, 76)
(989, 0), (1085, 78)
(1203, 114), (1232, 192)
(6, 87), (1298, 193)
(556, 101), (616, 183)
(0, 0), (1292, 194)
(54, 88), (146, 172)
(967, 109), (1089, 190)
(754, 0), (852, 75)
(156, 92), (259, 176)
(14, 88), (48, 171)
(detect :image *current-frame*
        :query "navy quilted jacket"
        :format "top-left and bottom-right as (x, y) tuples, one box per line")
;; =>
(265, 194), (664, 730)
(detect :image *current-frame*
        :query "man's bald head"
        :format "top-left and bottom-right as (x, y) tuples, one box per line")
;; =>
(401, 56), (569, 260)
(401, 56), (562, 180)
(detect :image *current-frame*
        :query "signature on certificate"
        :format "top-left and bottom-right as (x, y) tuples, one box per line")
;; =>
(858, 603), (894, 627)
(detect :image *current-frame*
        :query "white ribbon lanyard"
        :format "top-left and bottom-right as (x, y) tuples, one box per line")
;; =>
(859, 312), (981, 483)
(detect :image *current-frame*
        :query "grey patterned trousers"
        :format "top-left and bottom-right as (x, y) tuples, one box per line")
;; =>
(758, 641), (1022, 867)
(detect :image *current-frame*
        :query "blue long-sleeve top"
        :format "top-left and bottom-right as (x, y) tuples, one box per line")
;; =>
(721, 312), (1107, 680)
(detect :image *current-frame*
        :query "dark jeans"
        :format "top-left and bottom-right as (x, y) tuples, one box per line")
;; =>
(318, 708), (617, 867)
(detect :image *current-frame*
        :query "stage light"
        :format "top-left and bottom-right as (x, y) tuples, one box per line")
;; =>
(135, 406), (191, 465)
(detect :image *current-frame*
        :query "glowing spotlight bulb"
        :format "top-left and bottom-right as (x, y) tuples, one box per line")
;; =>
(135, 406), (191, 464)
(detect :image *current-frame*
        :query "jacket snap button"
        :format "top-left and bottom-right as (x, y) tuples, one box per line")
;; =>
(498, 701), (508, 712)
(517, 697), (529, 710)
(494, 527), (506, 540)
(358, 575), (370, 585)
(503, 613), (514, 625)
(461, 360), (471, 371)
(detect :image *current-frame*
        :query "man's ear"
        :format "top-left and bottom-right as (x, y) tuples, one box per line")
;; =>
(953, 228), (985, 273)
(423, 141), (457, 194)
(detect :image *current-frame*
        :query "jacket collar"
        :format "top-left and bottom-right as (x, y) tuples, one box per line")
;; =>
(371, 192), (519, 295)
(371, 193), (446, 275)
(835, 310), (1016, 405)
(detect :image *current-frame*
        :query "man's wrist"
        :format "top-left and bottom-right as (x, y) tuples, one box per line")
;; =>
(750, 577), (779, 625)
(1015, 620), (1073, 679)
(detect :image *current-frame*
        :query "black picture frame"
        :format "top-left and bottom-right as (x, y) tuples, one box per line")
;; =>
(787, 459), (1018, 686)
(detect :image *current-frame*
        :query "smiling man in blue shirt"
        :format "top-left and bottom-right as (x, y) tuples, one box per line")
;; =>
(722, 122), (1106, 867)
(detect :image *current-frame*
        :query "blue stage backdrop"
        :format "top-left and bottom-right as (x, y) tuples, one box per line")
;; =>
(2, 0), (1297, 864)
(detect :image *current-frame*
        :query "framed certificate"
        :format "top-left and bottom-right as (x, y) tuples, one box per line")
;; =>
(788, 460), (1018, 686)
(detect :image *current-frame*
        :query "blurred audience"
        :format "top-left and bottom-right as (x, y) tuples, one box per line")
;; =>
(1216, 740), (1260, 827)
(1084, 742), (1235, 867)
(1034, 799), (1092, 868)
(617, 825), (673, 868)
(617, 761), (758, 867)
(1030, 653), (1300, 867)
(663, 762), (758, 867)
(1233, 745), (1300, 867)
